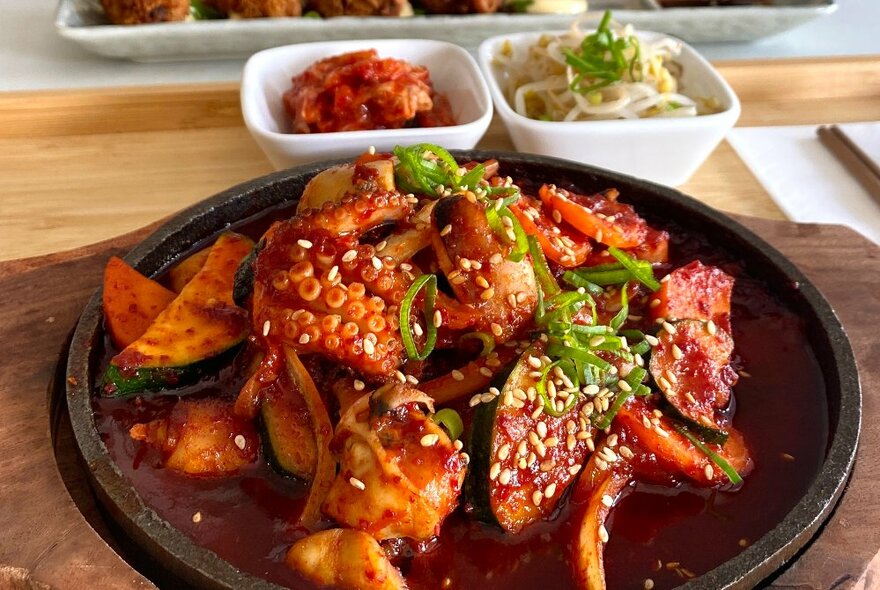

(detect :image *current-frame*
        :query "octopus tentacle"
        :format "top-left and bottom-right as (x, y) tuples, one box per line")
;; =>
(291, 190), (415, 239)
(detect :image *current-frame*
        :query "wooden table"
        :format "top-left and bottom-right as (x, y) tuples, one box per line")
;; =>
(1, 56), (879, 590)
(2, 56), (880, 262)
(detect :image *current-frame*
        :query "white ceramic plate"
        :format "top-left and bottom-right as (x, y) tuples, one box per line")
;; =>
(55, 0), (836, 62)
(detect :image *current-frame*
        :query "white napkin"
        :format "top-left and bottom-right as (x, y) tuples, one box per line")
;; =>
(727, 122), (880, 245)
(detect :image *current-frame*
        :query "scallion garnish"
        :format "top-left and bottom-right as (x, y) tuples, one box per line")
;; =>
(608, 247), (661, 291)
(535, 360), (579, 417)
(609, 282), (629, 331)
(673, 423), (744, 485)
(562, 10), (642, 95)
(399, 274), (439, 361)
(527, 235), (561, 297)
(432, 408), (464, 440)
(460, 332), (495, 357)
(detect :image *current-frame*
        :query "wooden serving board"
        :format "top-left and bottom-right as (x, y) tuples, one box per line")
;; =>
(0, 216), (878, 590)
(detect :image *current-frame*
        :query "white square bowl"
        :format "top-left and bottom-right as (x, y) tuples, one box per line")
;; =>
(241, 39), (493, 170)
(477, 31), (741, 186)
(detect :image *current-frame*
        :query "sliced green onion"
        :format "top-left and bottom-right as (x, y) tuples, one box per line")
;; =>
(608, 247), (661, 291)
(460, 332), (495, 357)
(432, 408), (464, 440)
(546, 342), (611, 372)
(594, 389), (633, 429)
(630, 340), (651, 356)
(562, 271), (605, 296)
(623, 366), (647, 389)
(527, 235), (560, 297)
(570, 324), (613, 335)
(535, 360), (580, 417)
(609, 283), (630, 331)
(399, 274), (438, 361)
(190, 0), (224, 19)
(574, 268), (632, 286)
(673, 424), (744, 485)
(486, 206), (528, 263)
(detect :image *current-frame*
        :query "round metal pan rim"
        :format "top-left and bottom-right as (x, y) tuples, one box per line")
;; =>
(66, 151), (861, 590)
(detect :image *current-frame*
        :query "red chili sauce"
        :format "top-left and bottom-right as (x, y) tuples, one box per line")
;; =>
(283, 50), (456, 134)
(93, 193), (828, 590)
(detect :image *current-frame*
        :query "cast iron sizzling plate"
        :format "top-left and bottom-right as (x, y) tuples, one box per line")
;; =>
(65, 151), (861, 590)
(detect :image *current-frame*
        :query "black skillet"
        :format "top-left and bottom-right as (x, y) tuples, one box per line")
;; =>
(65, 151), (861, 589)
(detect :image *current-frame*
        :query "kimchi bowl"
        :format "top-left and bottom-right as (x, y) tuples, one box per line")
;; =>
(241, 40), (493, 169)
(65, 150), (858, 590)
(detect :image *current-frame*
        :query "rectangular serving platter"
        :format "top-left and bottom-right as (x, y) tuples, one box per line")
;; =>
(56, 0), (836, 62)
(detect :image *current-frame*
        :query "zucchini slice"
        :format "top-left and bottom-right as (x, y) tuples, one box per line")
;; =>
(466, 341), (595, 533)
(232, 236), (265, 308)
(102, 232), (254, 396)
(649, 319), (736, 443)
(260, 370), (318, 481)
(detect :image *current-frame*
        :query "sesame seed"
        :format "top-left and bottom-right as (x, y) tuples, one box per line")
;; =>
(406, 374), (419, 385)
(460, 452), (470, 465)
(479, 366), (493, 378)
(363, 339), (375, 356)
(536, 421), (548, 438)
(499, 469), (512, 485)
(490, 253), (503, 264)
(498, 444), (511, 460)
(645, 334), (660, 346)
(327, 265), (339, 282)
(619, 445), (634, 459)
(662, 321), (677, 334)
(649, 298), (661, 308)
(532, 490), (543, 506)
(395, 370), (406, 383)
(349, 477), (366, 490)
(371, 256), (382, 270)
(598, 525), (609, 543)
(421, 433), (440, 447)
(481, 287), (495, 300)
(297, 239), (313, 249)
(545, 436), (559, 448)
(706, 320), (717, 335)
(590, 336), (606, 347)
(469, 394), (482, 407)
(480, 393), (496, 403)
(552, 209), (562, 223)
(299, 334), (311, 344)
(528, 430), (541, 446)
(413, 322), (424, 337)
(655, 426), (670, 438)
(433, 310), (443, 328)
(440, 224), (452, 236)
(567, 434), (576, 450)
(233, 434), (247, 450)
(672, 344), (683, 360)
(618, 380), (632, 392)
(452, 369), (465, 381)
(489, 462), (501, 480)
(704, 463), (715, 479)
(453, 439), (464, 451)
(601, 494), (613, 507)
(545, 483), (557, 498)
(192, 511), (202, 523)
(262, 320), (271, 337)
(531, 406), (543, 419)
(644, 579), (655, 590)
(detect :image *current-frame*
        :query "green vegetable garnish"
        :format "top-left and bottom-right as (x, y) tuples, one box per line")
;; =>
(608, 247), (661, 291)
(673, 424), (744, 485)
(460, 332), (496, 357)
(399, 274), (438, 361)
(432, 408), (464, 440)
(563, 10), (642, 95)
(190, 0), (224, 19)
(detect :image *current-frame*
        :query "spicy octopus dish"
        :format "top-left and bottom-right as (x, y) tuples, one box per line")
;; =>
(94, 145), (827, 590)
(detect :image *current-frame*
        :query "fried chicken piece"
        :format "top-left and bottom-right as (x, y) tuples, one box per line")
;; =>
(205, 0), (302, 16)
(307, 0), (407, 17)
(418, 0), (501, 14)
(101, 0), (191, 23)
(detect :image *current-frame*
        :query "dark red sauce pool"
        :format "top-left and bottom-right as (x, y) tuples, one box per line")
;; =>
(92, 193), (828, 590)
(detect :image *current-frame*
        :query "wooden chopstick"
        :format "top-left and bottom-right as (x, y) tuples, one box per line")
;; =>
(817, 124), (880, 204)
